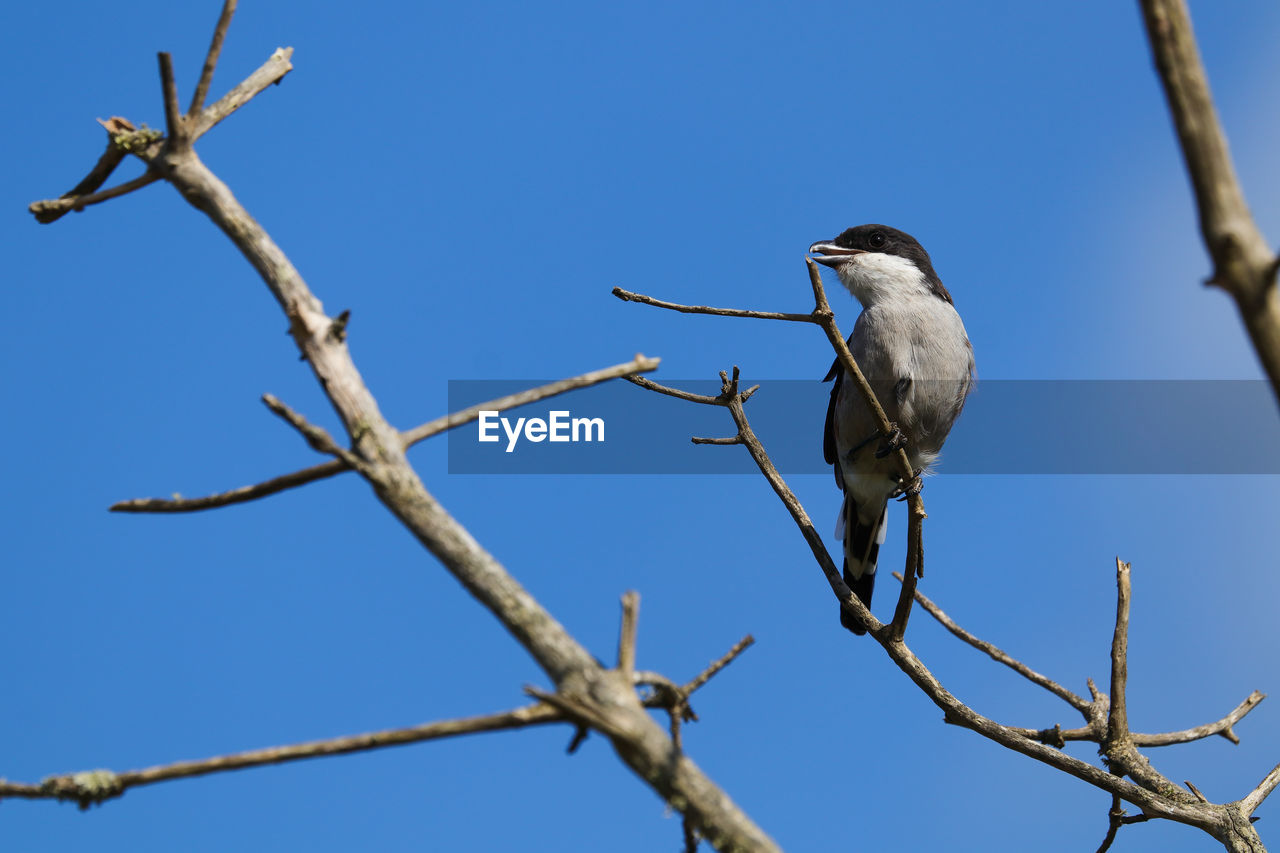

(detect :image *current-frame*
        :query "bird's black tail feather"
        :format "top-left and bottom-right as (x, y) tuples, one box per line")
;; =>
(838, 499), (885, 635)
(840, 560), (877, 635)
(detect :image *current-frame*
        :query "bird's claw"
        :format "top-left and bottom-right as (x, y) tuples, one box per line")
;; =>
(875, 423), (908, 458)
(892, 470), (924, 500)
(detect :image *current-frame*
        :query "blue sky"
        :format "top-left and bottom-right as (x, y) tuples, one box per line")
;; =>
(5, 1), (1280, 851)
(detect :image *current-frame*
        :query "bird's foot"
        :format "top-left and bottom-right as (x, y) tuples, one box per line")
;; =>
(891, 469), (924, 500)
(875, 423), (908, 459)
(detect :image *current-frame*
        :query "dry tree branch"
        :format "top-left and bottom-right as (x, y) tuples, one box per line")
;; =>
(614, 260), (927, 640)
(897, 570), (1265, 749)
(157, 52), (185, 146)
(1107, 558), (1133, 747)
(613, 286), (814, 322)
(28, 21), (775, 852)
(28, 118), (157, 224)
(2, 588), (750, 833)
(891, 570), (1091, 712)
(1139, 0), (1280, 404)
(0, 703), (565, 810)
(625, 369), (882, 637)
(110, 354), (659, 513)
(189, 0), (238, 116)
(620, 342), (1273, 848)
(29, 172), (161, 223)
(1096, 793), (1152, 853)
(618, 591), (640, 679)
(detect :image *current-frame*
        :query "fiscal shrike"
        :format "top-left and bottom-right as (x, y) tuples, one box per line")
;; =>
(809, 225), (974, 635)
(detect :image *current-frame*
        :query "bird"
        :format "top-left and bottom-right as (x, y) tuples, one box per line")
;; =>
(809, 225), (974, 635)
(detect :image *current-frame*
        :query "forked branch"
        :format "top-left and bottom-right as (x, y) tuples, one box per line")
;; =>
(28, 14), (775, 850)
(615, 260), (926, 640)
(110, 354), (659, 513)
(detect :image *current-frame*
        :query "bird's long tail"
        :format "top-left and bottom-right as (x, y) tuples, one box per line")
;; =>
(835, 497), (887, 635)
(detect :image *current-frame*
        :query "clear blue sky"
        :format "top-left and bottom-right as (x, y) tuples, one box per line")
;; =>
(5, 2), (1280, 851)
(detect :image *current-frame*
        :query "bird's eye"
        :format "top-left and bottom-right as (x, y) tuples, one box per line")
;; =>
(868, 231), (887, 249)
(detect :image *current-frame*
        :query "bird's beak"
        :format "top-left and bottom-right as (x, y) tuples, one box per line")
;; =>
(808, 241), (864, 269)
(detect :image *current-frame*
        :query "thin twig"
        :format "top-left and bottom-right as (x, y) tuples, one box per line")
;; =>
(1096, 794), (1124, 853)
(624, 374), (723, 406)
(618, 591), (639, 678)
(1241, 761), (1280, 816)
(28, 124), (131, 223)
(892, 571), (1092, 713)
(619, 259), (927, 635)
(0, 703), (565, 807)
(189, 0), (238, 116)
(157, 52), (185, 146)
(111, 355), (659, 513)
(612, 286), (814, 322)
(401, 355), (659, 446)
(28, 172), (160, 223)
(683, 635), (754, 695)
(888, 515), (922, 641)
(1132, 691), (1264, 747)
(260, 393), (361, 468)
(1096, 793), (1151, 853)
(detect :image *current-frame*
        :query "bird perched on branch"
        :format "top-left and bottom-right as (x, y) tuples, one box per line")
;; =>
(809, 225), (974, 635)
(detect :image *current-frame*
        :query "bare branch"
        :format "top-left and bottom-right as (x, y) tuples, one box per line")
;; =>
(892, 571), (1091, 712)
(157, 52), (185, 146)
(1096, 794), (1151, 853)
(260, 393), (361, 469)
(684, 635), (754, 696)
(1096, 795), (1123, 853)
(1241, 761), (1280, 816)
(612, 286), (814, 322)
(618, 591), (639, 678)
(127, 39), (777, 843)
(721, 390), (880, 637)
(29, 172), (160, 223)
(888, 509), (925, 641)
(28, 120), (134, 223)
(111, 459), (346, 513)
(0, 703), (565, 808)
(691, 435), (743, 445)
(624, 374), (724, 406)
(1139, 0), (1280, 403)
(401, 354), (660, 446)
(635, 371), (1229, 827)
(111, 355), (659, 513)
(1133, 691), (1265, 747)
(1108, 558), (1133, 745)
(189, 0), (238, 116)
(618, 263), (1278, 840)
(619, 261), (926, 635)
(190, 47), (294, 140)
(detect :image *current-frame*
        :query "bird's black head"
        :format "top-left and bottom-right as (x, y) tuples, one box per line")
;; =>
(809, 224), (952, 304)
